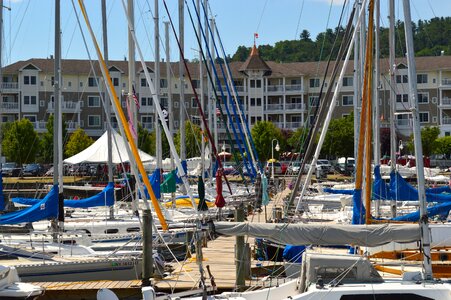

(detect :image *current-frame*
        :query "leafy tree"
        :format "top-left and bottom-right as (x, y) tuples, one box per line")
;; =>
(300, 29), (311, 41)
(433, 136), (451, 157)
(288, 127), (309, 152)
(175, 121), (203, 158)
(2, 119), (40, 166)
(65, 128), (94, 157)
(322, 114), (354, 158)
(39, 114), (68, 163)
(407, 126), (440, 156)
(231, 46), (250, 62)
(137, 124), (153, 154)
(251, 121), (283, 162)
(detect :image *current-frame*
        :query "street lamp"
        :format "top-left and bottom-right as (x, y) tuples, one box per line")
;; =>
(271, 139), (280, 179)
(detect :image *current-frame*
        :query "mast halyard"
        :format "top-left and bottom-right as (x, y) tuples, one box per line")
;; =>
(389, 0), (397, 218)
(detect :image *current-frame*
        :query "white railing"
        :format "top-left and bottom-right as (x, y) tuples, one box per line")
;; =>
(1, 102), (19, 110)
(285, 121), (303, 129)
(285, 103), (305, 110)
(32, 121), (47, 130)
(142, 122), (154, 130)
(396, 119), (410, 126)
(285, 84), (302, 92)
(441, 97), (451, 105)
(267, 85), (284, 92)
(442, 118), (451, 125)
(66, 121), (79, 130)
(48, 101), (80, 111)
(266, 103), (284, 110)
(442, 78), (451, 86)
(1, 82), (18, 90)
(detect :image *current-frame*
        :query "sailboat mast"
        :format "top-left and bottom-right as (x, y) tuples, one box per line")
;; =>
(0, 0), (3, 169)
(389, 0), (397, 218)
(127, 0), (137, 143)
(178, 0), (186, 165)
(197, 0), (205, 181)
(155, 0), (162, 183)
(353, 0), (361, 162)
(165, 22), (174, 172)
(205, 0), (212, 177)
(373, 0), (381, 217)
(211, 18), (218, 152)
(54, 0), (64, 227)
(401, 0), (433, 280)
(101, 0), (114, 219)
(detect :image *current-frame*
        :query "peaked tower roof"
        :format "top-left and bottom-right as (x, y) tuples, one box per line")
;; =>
(239, 44), (272, 76)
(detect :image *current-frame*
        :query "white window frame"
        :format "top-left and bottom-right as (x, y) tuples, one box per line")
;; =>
(88, 96), (100, 107)
(23, 114), (37, 123)
(342, 95), (354, 106)
(419, 112), (429, 124)
(417, 92), (429, 104)
(88, 115), (101, 127)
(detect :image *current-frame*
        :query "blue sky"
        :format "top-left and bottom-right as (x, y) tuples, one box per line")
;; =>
(2, 0), (450, 65)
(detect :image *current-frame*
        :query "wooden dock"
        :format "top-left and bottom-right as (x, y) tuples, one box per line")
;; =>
(32, 188), (292, 299)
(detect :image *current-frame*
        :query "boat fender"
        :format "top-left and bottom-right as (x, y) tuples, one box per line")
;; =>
(142, 286), (156, 300)
(316, 275), (324, 289)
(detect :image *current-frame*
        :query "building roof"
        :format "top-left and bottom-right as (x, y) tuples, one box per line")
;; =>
(238, 44), (272, 76)
(2, 55), (451, 80)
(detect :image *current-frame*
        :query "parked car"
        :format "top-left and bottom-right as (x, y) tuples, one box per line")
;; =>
(265, 160), (283, 176)
(21, 163), (45, 177)
(68, 164), (90, 176)
(337, 157), (355, 175)
(223, 163), (239, 175)
(1, 162), (22, 177)
(287, 161), (309, 174)
(316, 159), (333, 173)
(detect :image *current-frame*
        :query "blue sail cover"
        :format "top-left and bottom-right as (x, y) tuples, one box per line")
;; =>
(372, 165), (391, 200)
(389, 171), (451, 202)
(141, 168), (161, 199)
(0, 172), (5, 211)
(352, 189), (366, 224)
(392, 201), (451, 222)
(176, 161), (188, 184)
(12, 182), (114, 208)
(0, 185), (58, 224)
(323, 188), (354, 195)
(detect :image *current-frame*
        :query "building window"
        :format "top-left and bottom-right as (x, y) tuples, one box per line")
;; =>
(80, 81), (83, 87)
(68, 81), (72, 87)
(23, 115), (37, 123)
(112, 78), (119, 87)
(250, 79), (261, 88)
(24, 76), (29, 85)
(417, 74), (428, 84)
(88, 96), (100, 107)
(88, 115), (101, 127)
(309, 78), (320, 88)
(141, 97), (152, 106)
(191, 97), (198, 108)
(396, 75), (408, 83)
(160, 97), (168, 108)
(31, 76), (36, 85)
(291, 79), (302, 85)
(24, 95), (37, 105)
(418, 93), (429, 104)
(342, 77), (353, 87)
(141, 78), (149, 87)
(342, 95), (353, 106)
(309, 96), (319, 107)
(174, 101), (179, 108)
(396, 94), (408, 103)
(160, 79), (168, 88)
(250, 98), (262, 106)
(191, 80), (200, 89)
(419, 112), (429, 123)
(88, 77), (98, 87)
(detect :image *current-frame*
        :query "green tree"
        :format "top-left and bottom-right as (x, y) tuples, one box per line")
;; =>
(288, 127), (309, 152)
(251, 121), (283, 162)
(407, 126), (440, 156)
(64, 128), (94, 157)
(39, 114), (68, 163)
(175, 121), (203, 158)
(433, 136), (451, 157)
(2, 119), (40, 166)
(137, 124), (153, 154)
(322, 114), (354, 158)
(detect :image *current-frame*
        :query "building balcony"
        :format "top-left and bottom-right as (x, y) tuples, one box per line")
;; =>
(66, 121), (80, 131)
(142, 122), (154, 130)
(285, 84), (303, 93)
(47, 101), (81, 113)
(396, 119), (410, 127)
(286, 103), (306, 111)
(442, 78), (451, 87)
(1, 82), (19, 92)
(442, 117), (451, 125)
(266, 103), (284, 111)
(1, 101), (19, 112)
(440, 97), (451, 107)
(32, 121), (48, 132)
(104, 121), (119, 130)
(267, 85), (284, 94)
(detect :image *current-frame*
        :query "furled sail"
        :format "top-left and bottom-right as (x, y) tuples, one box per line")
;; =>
(214, 222), (420, 247)
(12, 182), (114, 208)
(0, 185), (58, 224)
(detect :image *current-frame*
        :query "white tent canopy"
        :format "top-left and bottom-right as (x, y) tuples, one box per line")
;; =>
(64, 130), (155, 164)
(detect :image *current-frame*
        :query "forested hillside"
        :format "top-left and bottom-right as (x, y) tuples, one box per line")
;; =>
(230, 17), (451, 62)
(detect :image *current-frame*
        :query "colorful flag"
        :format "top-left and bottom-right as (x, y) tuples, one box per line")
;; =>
(216, 107), (221, 116)
(132, 85), (140, 109)
(254, 33), (259, 39)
